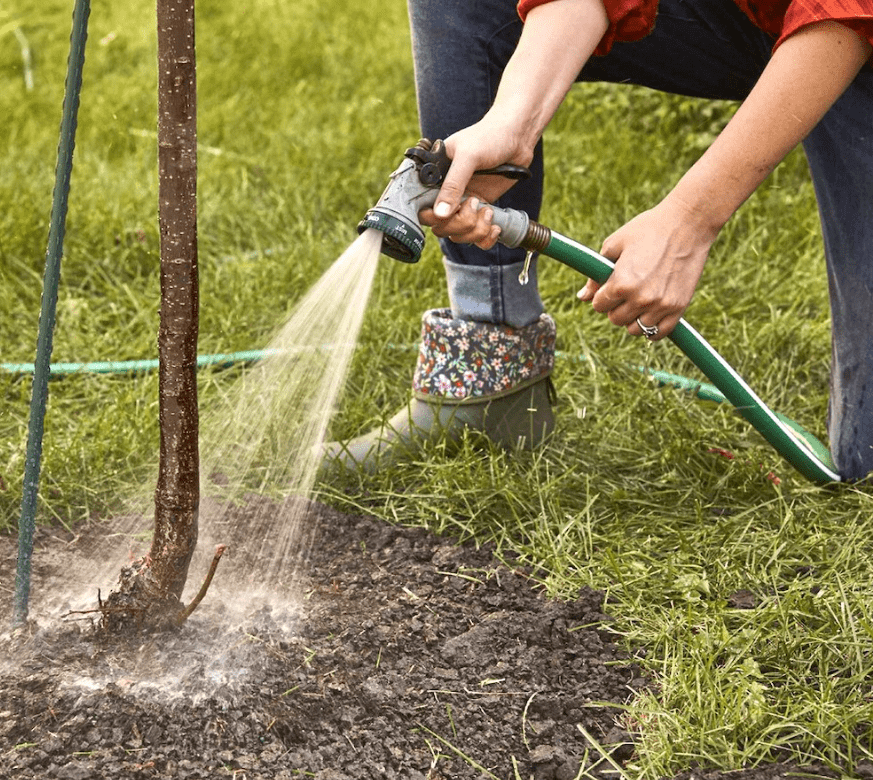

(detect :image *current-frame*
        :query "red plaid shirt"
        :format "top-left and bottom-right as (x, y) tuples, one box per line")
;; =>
(516, 0), (873, 58)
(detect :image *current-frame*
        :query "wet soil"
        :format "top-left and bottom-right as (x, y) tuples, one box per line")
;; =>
(0, 500), (843, 780)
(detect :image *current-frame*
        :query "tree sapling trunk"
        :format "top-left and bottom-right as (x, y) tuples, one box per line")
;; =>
(103, 0), (219, 631)
(150, 0), (200, 608)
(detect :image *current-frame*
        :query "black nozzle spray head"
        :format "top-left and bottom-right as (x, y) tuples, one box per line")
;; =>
(358, 139), (541, 263)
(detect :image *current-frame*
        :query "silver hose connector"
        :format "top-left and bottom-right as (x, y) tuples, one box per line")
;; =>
(491, 206), (551, 253)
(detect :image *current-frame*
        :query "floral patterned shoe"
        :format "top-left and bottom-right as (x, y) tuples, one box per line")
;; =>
(322, 309), (557, 474)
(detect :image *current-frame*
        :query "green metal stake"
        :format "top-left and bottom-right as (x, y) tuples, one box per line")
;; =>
(13, 0), (91, 628)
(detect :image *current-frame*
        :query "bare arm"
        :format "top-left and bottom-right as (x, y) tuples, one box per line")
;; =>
(583, 20), (872, 338)
(422, 0), (608, 242)
(673, 21), (871, 233)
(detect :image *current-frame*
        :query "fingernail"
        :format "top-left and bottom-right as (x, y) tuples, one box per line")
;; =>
(434, 201), (451, 218)
(469, 197), (480, 211)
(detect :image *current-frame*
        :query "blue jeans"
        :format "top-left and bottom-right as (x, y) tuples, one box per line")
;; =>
(408, 0), (873, 480)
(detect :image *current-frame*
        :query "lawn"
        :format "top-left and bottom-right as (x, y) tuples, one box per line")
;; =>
(1, 0), (871, 777)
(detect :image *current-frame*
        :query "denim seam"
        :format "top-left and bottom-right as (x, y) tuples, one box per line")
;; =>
(490, 263), (504, 324)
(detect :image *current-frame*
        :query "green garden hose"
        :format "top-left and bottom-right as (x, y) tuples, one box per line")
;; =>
(3, 341), (836, 482)
(2, 350), (279, 376)
(540, 230), (840, 484)
(359, 141), (840, 484)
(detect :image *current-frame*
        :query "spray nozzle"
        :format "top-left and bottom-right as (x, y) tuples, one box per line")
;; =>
(356, 140), (437, 263)
(404, 138), (452, 187)
(405, 138), (532, 187)
(358, 139), (544, 263)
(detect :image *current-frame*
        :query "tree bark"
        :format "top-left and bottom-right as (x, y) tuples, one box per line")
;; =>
(151, 0), (199, 602)
(103, 0), (199, 630)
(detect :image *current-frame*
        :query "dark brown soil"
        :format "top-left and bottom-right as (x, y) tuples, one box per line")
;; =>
(0, 501), (843, 780)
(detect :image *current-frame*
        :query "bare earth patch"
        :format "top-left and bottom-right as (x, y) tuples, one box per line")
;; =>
(0, 501), (841, 780)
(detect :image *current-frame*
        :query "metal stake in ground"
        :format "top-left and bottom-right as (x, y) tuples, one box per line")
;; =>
(13, 0), (91, 629)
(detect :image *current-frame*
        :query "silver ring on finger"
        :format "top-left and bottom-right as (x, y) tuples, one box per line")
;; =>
(635, 317), (660, 340)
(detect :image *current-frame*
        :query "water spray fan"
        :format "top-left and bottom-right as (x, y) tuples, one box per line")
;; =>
(359, 140), (840, 484)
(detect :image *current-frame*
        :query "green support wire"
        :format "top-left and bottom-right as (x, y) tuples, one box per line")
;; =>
(13, 0), (91, 629)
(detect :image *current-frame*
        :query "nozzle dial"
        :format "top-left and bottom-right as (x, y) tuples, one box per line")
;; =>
(358, 209), (424, 263)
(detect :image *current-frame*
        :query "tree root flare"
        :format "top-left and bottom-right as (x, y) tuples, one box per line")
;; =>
(174, 544), (227, 626)
(63, 544), (229, 633)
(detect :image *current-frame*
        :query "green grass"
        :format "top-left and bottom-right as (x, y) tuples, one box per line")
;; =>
(2, 1), (872, 777)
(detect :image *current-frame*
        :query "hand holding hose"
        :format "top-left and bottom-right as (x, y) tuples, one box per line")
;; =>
(577, 196), (718, 341)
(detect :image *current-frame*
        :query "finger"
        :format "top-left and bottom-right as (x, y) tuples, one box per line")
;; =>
(590, 283), (623, 314)
(433, 155), (479, 220)
(456, 202), (499, 246)
(475, 224), (502, 250)
(650, 313), (680, 340)
(608, 297), (666, 329)
(625, 312), (677, 342)
(607, 302), (641, 328)
(599, 232), (623, 261)
(577, 280), (600, 302)
(421, 197), (478, 234)
(424, 198), (497, 244)
(627, 316), (654, 338)
(463, 198), (496, 240)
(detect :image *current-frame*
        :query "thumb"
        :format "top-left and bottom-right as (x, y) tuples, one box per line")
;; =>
(433, 157), (477, 220)
(577, 279), (600, 302)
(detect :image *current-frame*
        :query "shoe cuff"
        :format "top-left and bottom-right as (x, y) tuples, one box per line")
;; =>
(412, 308), (556, 400)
